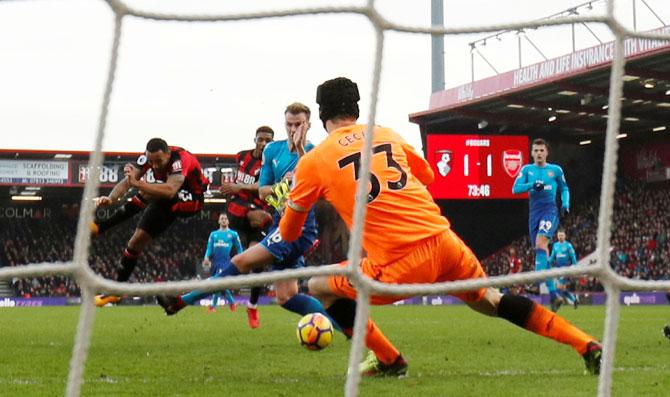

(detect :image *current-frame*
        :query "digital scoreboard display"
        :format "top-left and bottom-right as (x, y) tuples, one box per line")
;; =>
(426, 134), (529, 199)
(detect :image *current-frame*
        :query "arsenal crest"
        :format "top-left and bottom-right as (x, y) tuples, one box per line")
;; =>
(502, 150), (523, 178)
(435, 149), (453, 177)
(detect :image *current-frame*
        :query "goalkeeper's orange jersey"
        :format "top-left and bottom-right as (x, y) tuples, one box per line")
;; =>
(286, 124), (450, 264)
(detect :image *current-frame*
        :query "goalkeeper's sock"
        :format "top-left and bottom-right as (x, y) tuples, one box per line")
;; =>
(498, 294), (595, 355)
(97, 196), (145, 234)
(182, 262), (240, 305)
(326, 298), (400, 365)
(117, 248), (139, 282)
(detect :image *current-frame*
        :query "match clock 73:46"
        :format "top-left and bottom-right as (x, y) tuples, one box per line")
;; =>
(425, 134), (529, 200)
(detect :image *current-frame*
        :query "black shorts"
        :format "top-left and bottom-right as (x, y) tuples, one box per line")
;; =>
(226, 199), (268, 244)
(138, 193), (203, 238)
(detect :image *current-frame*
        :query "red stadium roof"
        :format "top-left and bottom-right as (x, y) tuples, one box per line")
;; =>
(410, 25), (670, 144)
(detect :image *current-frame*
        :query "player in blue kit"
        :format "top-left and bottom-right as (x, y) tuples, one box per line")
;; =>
(157, 103), (333, 325)
(513, 138), (570, 312)
(549, 230), (578, 310)
(202, 213), (244, 312)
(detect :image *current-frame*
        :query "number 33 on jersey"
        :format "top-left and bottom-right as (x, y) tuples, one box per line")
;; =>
(288, 124), (451, 264)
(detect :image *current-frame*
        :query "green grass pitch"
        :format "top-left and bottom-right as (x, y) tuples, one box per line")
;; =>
(1, 305), (668, 396)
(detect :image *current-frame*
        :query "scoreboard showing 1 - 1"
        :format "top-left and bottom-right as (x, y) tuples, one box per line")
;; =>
(426, 134), (529, 200)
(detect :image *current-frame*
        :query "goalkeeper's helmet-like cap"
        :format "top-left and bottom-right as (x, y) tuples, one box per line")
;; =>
(316, 77), (360, 126)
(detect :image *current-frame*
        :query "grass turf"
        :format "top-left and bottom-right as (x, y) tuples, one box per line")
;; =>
(0, 304), (668, 396)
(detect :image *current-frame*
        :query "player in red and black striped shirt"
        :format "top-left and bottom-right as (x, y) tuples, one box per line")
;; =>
(92, 138), (209, 307)
(219, 126), (274, 328)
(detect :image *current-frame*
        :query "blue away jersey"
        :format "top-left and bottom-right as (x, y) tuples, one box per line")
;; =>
(550, 241), (577, 267)
(259, 140), (315, 186)
(204, 229), (244, 266)
(512, 163), (570, 212)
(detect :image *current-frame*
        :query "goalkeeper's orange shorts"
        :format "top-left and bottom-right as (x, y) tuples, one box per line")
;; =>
(327, 229), (487, 305)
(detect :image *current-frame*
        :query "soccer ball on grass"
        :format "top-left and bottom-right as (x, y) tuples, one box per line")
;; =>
(296, 313), (333, 350)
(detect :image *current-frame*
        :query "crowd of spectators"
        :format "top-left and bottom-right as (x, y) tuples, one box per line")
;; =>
(481, 179), (670, 291)
(1, 204), (210, 297)
(2, 179), (668, 297)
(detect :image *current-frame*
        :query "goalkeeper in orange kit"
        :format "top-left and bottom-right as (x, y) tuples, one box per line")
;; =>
(278, 77), (602, 377)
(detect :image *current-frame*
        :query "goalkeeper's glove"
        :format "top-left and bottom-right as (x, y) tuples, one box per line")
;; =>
(265, 179), (291, 213)
(533, 181), (545, 192)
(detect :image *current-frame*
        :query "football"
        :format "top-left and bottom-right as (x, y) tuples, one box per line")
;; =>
(296, 313), (334, 351)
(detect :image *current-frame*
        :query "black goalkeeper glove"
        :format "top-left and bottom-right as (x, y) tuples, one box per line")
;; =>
(533, 181), (545, 192)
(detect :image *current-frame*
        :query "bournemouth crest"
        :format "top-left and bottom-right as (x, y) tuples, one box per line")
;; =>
(435, 149), (453, 177)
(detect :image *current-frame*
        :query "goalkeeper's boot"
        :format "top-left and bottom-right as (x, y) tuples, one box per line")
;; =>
(663, 325), (670, 341)
(582, 341), (602, 375)
(95, 294), (121, 307)
(247, 306), (260, 329)
(156, 295), (186, 316)
(359, 350), (408, 378)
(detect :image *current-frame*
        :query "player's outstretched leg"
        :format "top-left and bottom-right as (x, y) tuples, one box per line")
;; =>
(156, 262), (240, 315)
(95, 247), (140, 307)
(92, 196), (145, 236)
(156, 295), (186, 316)
(495, 293), (601, 374)
(326, 298), (407, 378)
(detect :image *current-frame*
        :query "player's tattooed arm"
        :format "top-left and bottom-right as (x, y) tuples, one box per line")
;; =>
(126, 168), (185, 199)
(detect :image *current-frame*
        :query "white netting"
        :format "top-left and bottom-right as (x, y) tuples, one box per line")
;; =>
(1, 0), (670, 396)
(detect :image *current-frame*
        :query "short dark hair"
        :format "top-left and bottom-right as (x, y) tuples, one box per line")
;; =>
(316, 77), (360, 124)
(255, 125), (274, 136)
(284, 102), (311, 120)
(146, 138), (169, 153)
(532, 138), (549, 149)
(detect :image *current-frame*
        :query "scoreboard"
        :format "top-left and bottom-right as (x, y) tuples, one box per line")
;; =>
(425, 134), (529, 200)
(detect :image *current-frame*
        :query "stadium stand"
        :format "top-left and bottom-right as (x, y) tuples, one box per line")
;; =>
(0, 201), (346, 297)
(482, 179), (670, 292)
(1, 179), (667, 297)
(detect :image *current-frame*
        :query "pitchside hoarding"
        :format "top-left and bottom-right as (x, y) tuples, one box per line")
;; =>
(0, 160), (69, 185)
(0, 158), (236, 187)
